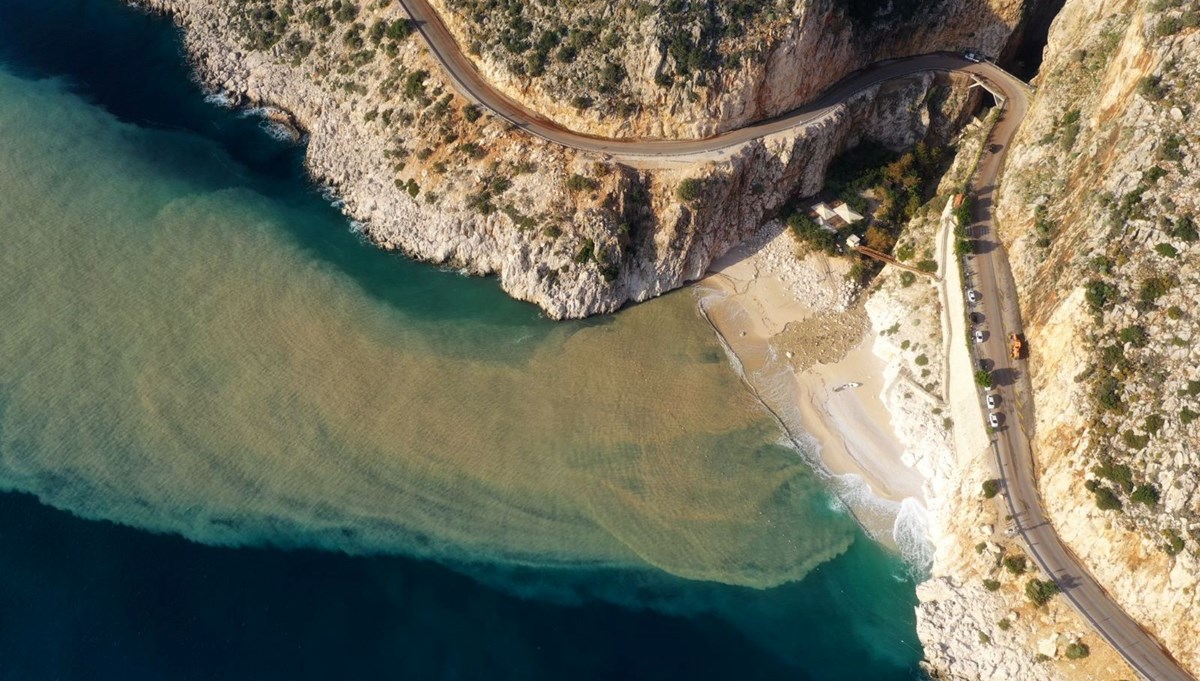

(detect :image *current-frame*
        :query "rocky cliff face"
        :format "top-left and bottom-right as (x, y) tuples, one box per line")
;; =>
(994, 0), (1200, 673)
(136, 0), (984, 319)
(430, 0), (1025, 137)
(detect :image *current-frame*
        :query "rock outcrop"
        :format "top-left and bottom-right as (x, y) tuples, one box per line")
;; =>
(135, 0), (983, 319)
(429, 0), (1024, 137)
(993, 0), (1200, 673)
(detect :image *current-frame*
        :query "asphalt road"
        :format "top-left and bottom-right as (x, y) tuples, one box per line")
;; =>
(400, 0), (1008, 159)
(397, 1), (1195, 677)
(964, 88), (1195, 681)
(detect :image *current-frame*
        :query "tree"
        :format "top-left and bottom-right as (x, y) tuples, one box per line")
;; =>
(975, 370), (993, 389)
(1064, 642), (1090, 659)
(1025, 578), (1060, 607)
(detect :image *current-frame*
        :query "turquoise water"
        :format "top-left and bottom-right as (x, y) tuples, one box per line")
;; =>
(0, 1), (925, 678)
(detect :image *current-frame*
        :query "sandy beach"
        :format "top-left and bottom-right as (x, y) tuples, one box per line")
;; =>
(696, 222), (931, 542)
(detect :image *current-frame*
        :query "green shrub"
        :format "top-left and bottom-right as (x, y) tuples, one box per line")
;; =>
(1170, 216), (1198, 242)
(1093, 375), (1123, 411)
(1093, 460), (1134, 491)
(566, 174), (598, 192)
(1121, 430), (1149, 450)
(975, 370), (993, 389)
(676, 178), (703, 203)
(1185, 379), (1200, 397)
(900, 271), (917, 287)
(1157, 15), (1182, 35)
(1155, 243), (1179, 258)
(1065, 642), (1090, 659)
(983, 579), (1001, 592)
(1118, 325), (1148, 347)
(982, 479), (1001, 499)
(385, 19), (412, 41)
(916, 259), (938, 273)
(1093, 486), (1123, 511)
(1131, 484), (1160, 507)
(786, 213), (837, 255)
(542, 224), (562, 239)
(998, 618), (1011, 631)
(1003, 555), (1027, 575)
(1166, 305), (1185, 320)
(914, 354), (929, 366)
(1085, 279), (1118, 313)
(1137, 75), (1166, 100)
(1181, 407), (1199, 425)
(574, 239), (595, 264)
(1163, 529), (1186, 555)
(1145, 413), (1165, 435)
(1025, 578), (1060, 606)
(402, 69), (428, 99)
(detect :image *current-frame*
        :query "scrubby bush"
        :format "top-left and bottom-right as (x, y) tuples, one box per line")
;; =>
(1025, 578), (1060, 606)
(566, 174), (599, 192)
(1093, 460), (1134, 492)
(1131, 484), (1160, 507)
(1003, 555), (1027, 575)
(982, 479), (1001, 499)
(975, 370), (993, 388)
(676, 178), (703, 203)
(1065, 642), (1090, 659)
(1085, 279), (1118, 313)
(1163, 529), (1186, 555)
(1093, 486), (1123, 511)
(786, 213), (837, 255)
(1118, 325), (1148, 347)
(983, 579), (1001, 592)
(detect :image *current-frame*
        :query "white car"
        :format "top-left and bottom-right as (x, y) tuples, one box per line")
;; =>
(986, 393), (998, 410)
(964, 52), (982, 63)
(989, 413), (1000, 428)
(967, 290), (979, 304)
(974, 329), (985, 344)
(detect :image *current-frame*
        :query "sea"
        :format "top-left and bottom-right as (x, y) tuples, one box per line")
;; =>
(0, 1), (926, 678)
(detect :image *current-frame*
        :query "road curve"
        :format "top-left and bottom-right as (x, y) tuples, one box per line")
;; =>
(397, 1), (1195, 677)
(400, 0), (1007, 158)
(965, 84), (1196, 681)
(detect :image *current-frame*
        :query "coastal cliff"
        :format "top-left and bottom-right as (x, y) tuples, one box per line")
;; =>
(991, 0), (1200, 673)
(136, 0), (983, 319)
(428, 0), (1023, 137)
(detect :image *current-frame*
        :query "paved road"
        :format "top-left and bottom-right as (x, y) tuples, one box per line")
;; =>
(397, 2), (1195, 677)
(400, 0), (1006, 159)
(964, 88), (1195, 681)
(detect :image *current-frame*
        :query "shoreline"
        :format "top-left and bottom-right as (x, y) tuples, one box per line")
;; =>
(695, 223), (929, 545)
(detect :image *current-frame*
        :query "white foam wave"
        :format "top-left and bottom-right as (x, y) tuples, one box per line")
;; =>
(203, 91), (234, 108)
(697, 295), (935, 569)
(893, 497), (935, 575)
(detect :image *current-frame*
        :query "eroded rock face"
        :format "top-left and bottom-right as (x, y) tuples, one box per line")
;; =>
(994, 0), (1200, 672)
(133, 0), (981, 319)
(429, 0), (1025, 138)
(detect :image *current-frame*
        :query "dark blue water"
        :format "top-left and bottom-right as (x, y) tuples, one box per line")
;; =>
(0, 2), (926, 679)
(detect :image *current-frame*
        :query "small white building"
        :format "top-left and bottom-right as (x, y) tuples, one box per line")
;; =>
(810, 200), (864, 230)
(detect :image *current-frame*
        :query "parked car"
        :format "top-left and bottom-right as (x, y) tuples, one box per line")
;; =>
(989, 412), (1000, 428)
(967, 289), (978, 304)
(986, 393), (998, 410)
(964, 51), (982, 63)
(974, 329), (985, 344)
